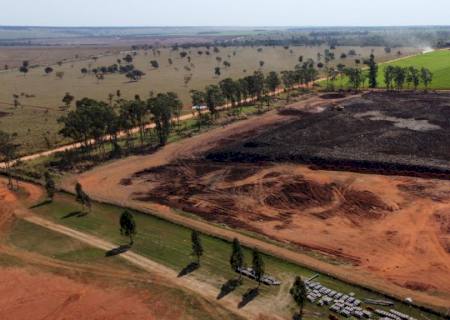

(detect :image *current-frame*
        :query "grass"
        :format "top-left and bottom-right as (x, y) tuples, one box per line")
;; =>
(323, 49), (450, 90)
(28, 192), (443, 320)
(3, 218), (245, 320)
(0, 45), (420, 154)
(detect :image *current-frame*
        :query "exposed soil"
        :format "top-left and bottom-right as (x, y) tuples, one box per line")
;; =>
(0, 181), (248, 320)
(208, 91), (450, 178)
(67, 94), (450, 309)
(0, 268), (160, 320)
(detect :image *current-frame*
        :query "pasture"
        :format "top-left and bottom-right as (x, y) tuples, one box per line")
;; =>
(0, 45), (419, 154)
(327, 49), (450, 89)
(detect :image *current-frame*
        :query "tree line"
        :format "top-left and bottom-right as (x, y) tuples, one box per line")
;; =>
(327, 54), (433, 91)
(58, 64), (319, 157)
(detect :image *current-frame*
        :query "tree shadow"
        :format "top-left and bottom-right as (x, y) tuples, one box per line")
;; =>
(292, 313), (302, 320)
(217, 279), (241, 300)
(61, 211), (88, 219)
(238, 287), (259, 309)
(29, 199), (51, 209)
(177, 262), (199, 277)
(105, 244), (131, 257)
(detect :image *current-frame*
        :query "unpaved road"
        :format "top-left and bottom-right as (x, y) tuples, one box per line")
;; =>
(12, 200), (280, 320)
(0, 181), (240, 320)
(0, 84), (308, 169)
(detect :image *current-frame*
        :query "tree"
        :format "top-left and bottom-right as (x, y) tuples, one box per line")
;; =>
(123, 54), (133, 63)
(44, 172), (56, 202)
(44, 66), (53, 75)
(191, 230), (203, 265)
(259, 60), (265, 68)
(126, 69), (145, 82)
(407, 67), (420, 90)
(420, 67), (433, 90)
(81, 68), (88, 76)
(367, 54), (378, 88)
(230, 238), (244, 281)
(384, 65), (395, 90)
(150, 60), (159, 68)
(252, 248), (265, 287)
(214, 67), (221, 77)
(219, 78), (237, 107)
(281, 70), (295, 102)
(120, 210), (137, 245)
(58, 98), (115, 152)
(393, 66), (406, 91)
(0, 131), (17, 189)
(62, 92), (74, 109)
(344, 67), (363, 91)
(19, 65), (28, 77)
(205, 84), (225, 119)
(148, 92), (181, 145)
(290, 276), (307, 319)
(75, 182), (91, 213)
(191, 90), (206, 128)
(266, 71), (280, 93)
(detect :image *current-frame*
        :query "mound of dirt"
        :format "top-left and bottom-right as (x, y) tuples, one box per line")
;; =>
(131, 160), (391, 228)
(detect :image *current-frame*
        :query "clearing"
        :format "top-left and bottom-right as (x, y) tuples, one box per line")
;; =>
(64, 93), (450, 312)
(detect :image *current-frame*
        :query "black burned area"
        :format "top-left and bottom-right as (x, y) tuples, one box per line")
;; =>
(207, 92), (450, 178)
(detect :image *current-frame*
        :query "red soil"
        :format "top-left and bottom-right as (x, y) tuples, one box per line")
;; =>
(66, 95), (450, 309)
(0, 268), (158, 320)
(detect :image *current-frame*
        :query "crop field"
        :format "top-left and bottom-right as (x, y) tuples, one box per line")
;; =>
(377, 49), (450, 89)
(0, 45), (420, 154)
(328, 49), (450, 89)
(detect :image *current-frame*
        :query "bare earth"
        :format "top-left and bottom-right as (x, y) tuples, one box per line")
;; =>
(0, 181), (249, 320)
(65, 95), (450, 310)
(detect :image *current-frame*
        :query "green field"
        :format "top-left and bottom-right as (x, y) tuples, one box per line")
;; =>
(27, 192), (443, 320)
(376, 50), (450, 89)
(0, 45), (419, 154)
(325, 49), (450, 90)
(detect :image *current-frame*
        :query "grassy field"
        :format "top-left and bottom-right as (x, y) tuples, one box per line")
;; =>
(0, 45), (420, 154)
(325, 49), (450, 90)
(3, 218), (245, 320)
(27, 192), (443, 320)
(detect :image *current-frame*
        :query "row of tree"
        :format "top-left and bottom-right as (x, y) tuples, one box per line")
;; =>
(57, 92), (183, 156)
(325, 54), (433, 91)
(117, 209), (307, 318)
(58, 64), (319, 157)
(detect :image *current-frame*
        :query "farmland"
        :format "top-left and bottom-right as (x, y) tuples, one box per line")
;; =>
(376, 50), (450, 89)
(0, 45), (420, 154)
(327, 49), (450, 90)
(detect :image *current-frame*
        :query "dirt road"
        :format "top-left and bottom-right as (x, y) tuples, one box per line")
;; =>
(11, 197), (280, 320)
(0, 83), (307, 169)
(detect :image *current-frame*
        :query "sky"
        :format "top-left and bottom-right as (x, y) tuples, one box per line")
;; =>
(1, 0), (450, 27)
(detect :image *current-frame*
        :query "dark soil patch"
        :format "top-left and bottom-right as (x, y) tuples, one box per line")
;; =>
(208, 92), (450, 179)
